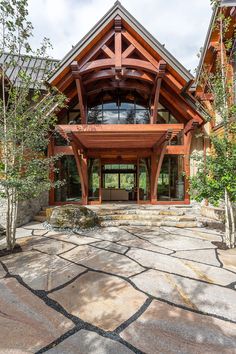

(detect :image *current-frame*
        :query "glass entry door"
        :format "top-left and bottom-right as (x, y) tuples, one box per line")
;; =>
(101, 164), (137, 202)
(157, 155), (185, 201)
(138, 158), (151, 202)
(88, 159), (100, 202)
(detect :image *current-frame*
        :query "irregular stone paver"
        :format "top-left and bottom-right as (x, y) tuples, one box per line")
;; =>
(18, 236), (75, 255)
(15, 227), (33, 238)
(0, 278), (73, 352)
(49, 271), (147, 331)
(218, 248), (236, 272)
(1, 220), (236, 353)
(2, 251), (86, 291)
(92, 240), (128, 254)
(146, 233), (215, 251)
(120, 300), (236, 354)
(132, 269), (236, 322)
(118, 238), (172, 255)
(162, 226), (223, 242)
(124, 226), (169, 239)
(32, 229), (48, 236)
(47, 329), (133, 354)
(0, 263), (6, 278)
(127, 248), (236, 286)
(80, 227), (137, 242)
(62, 245), (144, 277)
(22, 221), (47, 230)
(174, 248), (221, 267)
(46, 232), (100, 246)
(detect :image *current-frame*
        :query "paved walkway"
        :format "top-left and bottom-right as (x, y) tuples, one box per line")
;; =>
(0, 223), (236, 353)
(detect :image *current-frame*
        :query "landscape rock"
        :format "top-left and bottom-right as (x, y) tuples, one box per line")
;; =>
(47, 204), (99, 229)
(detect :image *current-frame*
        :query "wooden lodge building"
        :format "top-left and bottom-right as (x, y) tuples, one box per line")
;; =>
(46, 1), (206, 206)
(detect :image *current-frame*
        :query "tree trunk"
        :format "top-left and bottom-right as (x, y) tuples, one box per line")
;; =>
(6, 188), (18, 251)
(228, 197), (235, 249)
(224, 189), (231, 248)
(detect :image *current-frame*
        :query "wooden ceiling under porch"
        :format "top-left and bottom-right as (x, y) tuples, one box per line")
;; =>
(55, 124), (184, 160)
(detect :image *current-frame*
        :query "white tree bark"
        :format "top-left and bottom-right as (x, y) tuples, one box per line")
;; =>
(228, 197), (235, 248)
(224, 189), (231, 248)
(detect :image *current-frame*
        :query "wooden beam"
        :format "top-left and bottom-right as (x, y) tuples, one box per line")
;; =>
(122, 58), (157, 73)
(57, 72), (73, 92)
(79, 29), (114, 69)
(151, 60), (167, 123)
(75, 77), (86, 124)
(68, 135), (87, 204)
(122, 30), (159, 69)
(71, 62), (87, 124)
(79, 57), (157, 75)
(86, 80), (151, 96)
(67, 132), (87, 155)
(184, 119), (200, 135)
(83, 68), (155, 85)
(101, 44), (114, 58)
(115, 32), (122, 71)
(152, 129), (172, 152)
(122, 44), (135, 58)
(161, 84), (202, 123)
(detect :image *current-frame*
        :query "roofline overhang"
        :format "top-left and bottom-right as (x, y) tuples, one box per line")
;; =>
(195, 5), (218, 86)
(48, 1), (193, 85)
(196, 1), (236, 85)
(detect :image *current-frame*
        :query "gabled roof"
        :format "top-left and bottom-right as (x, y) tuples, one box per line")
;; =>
(48, 1), (193, 84)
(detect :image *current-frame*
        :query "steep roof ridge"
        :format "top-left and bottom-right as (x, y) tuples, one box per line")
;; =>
(48, 1), (193, 84)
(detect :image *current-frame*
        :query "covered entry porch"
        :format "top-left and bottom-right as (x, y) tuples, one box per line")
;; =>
(50, 123), (191, 205)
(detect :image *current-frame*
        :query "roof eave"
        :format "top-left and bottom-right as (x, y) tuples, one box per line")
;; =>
(195, 4), (220, 86)
(48, 2), (193, 85)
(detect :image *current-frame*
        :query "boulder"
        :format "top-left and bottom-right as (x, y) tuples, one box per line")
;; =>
(47, 205), (99, 230)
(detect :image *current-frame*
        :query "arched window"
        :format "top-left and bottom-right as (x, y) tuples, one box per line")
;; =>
(87, 91), (150, 124)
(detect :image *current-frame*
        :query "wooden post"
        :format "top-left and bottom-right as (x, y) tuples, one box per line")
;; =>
(68, 133), (88, 205)
(151, 152), (158, 204)
(99, 158), (102, 204)
(137, 157), (140, 204)
(184, 130), (193, 204)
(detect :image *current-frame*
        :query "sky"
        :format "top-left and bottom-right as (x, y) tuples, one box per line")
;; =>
(27, 0), (213, 74)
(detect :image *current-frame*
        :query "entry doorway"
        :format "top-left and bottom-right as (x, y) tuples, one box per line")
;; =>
(102, 164), (137, 202)
(87, 159), (151, 204)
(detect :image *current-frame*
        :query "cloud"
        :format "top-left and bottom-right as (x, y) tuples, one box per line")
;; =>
(27, 0), (212, 73)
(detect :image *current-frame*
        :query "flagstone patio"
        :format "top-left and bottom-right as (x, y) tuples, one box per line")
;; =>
(0, 223), (236, 353)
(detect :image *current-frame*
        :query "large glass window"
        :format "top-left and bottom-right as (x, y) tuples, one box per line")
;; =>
(101, 164), (136, 198)
(104, 174), (119, 188)
(157, 104), (178, 124)
(87, 92), (150, 124)
(139, 158), (150, 201)
(157, 155), (185, 201)
(88, 159), (100, 201)
(55, 156), (82, 202)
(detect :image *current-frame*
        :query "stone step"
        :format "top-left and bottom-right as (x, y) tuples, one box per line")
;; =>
(96, 209), (186, 217)
(98, 214), (196, 222)
(100, 220), (202, 228)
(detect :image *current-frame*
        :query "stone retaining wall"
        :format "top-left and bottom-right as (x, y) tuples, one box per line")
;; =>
(0, 193), (48, 228)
